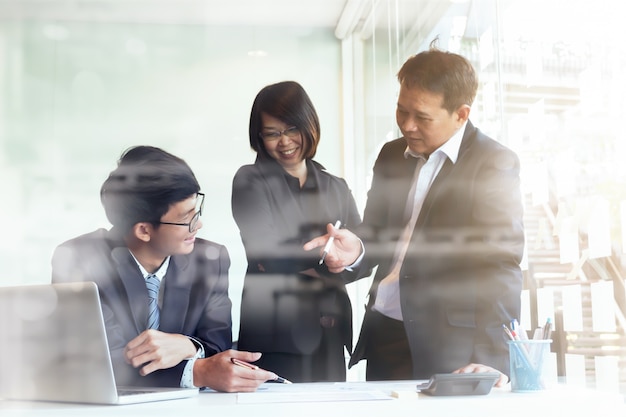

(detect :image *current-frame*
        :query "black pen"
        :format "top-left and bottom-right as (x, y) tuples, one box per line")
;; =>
(319, 220), (341, 265)
(230, 357), (292, 384)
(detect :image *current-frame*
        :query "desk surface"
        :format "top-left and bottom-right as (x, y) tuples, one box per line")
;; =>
(2, 381), (625, 417)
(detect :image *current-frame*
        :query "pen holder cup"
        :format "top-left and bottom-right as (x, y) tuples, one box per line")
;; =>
(508, 339), (553, 392)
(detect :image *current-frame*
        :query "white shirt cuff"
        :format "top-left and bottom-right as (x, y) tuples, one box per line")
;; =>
(180, 337), (205, 388)
(344, 239), (365, 271)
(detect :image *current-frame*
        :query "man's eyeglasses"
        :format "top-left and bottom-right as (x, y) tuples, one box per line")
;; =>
(158, 193), (205, 233)
(259, 126), (300, 141)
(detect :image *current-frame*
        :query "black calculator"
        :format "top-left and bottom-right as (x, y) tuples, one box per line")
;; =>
(416, 372), (500, 396)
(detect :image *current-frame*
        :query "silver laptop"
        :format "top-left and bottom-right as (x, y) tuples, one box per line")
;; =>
(0, 281), (198, 405)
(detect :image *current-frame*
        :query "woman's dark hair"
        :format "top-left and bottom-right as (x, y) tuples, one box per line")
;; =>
(100, 145), (200, 234)
(248, 81), (320, 160)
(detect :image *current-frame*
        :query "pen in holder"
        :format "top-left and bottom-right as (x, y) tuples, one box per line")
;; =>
(507, 339), (552, 392)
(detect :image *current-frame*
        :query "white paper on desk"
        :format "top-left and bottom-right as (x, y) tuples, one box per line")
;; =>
(236, 389), (392, 404)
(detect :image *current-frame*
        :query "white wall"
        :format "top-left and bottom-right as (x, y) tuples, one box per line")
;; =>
(0, 21), (344, 338)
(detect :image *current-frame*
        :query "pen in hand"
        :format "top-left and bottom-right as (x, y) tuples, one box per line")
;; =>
(230, 357), (292, 384)
(319, 220), (342, 265)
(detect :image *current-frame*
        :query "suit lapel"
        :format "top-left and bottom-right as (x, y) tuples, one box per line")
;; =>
(255, 157), (304, 239)
(111, 246), (149, 333)
(254, 158), (332, 238)
(393, 154), (421, 225)
(417, 158), (454, 225)
(112, 244), (192, 334)
(160, 255), (191, 334)
(370, 149), (417, 283)
(303, 160), (334, 223)
(416, 122), (477, 226)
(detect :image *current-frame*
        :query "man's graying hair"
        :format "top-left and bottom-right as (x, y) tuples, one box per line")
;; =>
(397, 39), (478, 114)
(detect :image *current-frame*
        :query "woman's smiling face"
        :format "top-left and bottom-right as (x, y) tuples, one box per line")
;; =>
(260, 112), (305, 170)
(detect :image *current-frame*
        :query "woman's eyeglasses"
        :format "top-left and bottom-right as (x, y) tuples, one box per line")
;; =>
(259, 126), (300, 141)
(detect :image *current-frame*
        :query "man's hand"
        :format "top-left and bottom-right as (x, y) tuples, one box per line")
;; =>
(303, 223), (362, 273)
(452, 363), (508, 387)
(124, 329), (196, 376)
(193, 350), (276, 392)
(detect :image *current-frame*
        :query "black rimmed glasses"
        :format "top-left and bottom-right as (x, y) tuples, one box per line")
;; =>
(259, 126), (300, 141)
(158, 192), (205, 233)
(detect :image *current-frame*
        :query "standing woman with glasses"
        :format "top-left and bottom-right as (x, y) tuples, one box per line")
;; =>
(231, 81), (361, 382)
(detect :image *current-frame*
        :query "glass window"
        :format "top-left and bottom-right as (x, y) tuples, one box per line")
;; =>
(345, 0), (625, 390)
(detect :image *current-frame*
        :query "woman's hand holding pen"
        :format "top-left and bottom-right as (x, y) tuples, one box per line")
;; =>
(303, 222), (362, 273)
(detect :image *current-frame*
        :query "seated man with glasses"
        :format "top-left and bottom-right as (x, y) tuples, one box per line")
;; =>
(51, 145), (276, 392)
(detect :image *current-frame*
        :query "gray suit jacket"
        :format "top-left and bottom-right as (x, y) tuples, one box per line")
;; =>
(51, 228), (232, 387)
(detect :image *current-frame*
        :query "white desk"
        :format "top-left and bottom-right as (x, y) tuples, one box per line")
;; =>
(2, 381), (625, 417)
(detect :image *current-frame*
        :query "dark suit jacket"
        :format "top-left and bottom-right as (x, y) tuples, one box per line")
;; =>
(232, 158), (360, 357)
(51, 228), (232, 387)
(349, 121), (525, 378)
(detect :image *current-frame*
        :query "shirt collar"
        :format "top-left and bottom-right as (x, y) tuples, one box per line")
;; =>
(129, 251), (171, 282)
(403, 121), (467, 164)
(283, 159), (319, 192)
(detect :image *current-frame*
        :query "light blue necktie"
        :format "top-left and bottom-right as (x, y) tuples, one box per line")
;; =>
(146, 275), (160, 330)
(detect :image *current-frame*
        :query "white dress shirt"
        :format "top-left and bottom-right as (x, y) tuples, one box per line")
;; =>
(373, 123), (466, 320)
(131, 253), (205, 388)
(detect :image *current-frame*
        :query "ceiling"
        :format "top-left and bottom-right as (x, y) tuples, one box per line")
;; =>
(0, 0), (350, 27)
(0, 0), (450, 41)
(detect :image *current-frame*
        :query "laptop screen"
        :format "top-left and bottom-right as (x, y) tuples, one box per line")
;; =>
(0, 282), (123, 403)
(0, 282), (196, 405)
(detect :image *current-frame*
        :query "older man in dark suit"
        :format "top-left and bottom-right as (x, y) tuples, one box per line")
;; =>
(306, 46), (524, 387)
(52, 146), (276, 392)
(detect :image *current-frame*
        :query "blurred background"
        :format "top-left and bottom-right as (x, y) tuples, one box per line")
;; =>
(1, 0), (625, 391)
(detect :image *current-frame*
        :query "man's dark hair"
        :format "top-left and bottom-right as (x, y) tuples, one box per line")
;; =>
(100, 145), (200, 234)
(397, 43), (478, 114)
(248, 81), (321, 160)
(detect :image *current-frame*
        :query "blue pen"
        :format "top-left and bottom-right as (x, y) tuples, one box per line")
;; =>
(503, 325), (534, 370)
